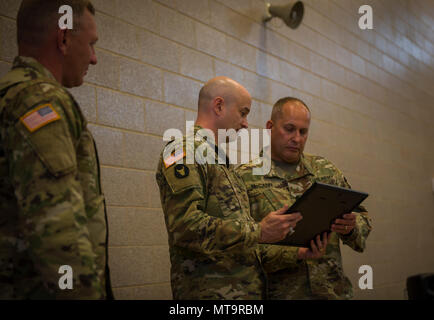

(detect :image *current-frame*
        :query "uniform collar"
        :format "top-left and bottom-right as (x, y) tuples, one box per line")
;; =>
(12, 56), (58, 82)
(265, 154), (314, 181)
(193, 125), (230, 167)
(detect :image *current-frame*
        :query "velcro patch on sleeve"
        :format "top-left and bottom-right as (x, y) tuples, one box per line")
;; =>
(20, 104), (61, 133)
(164, 149), (186, 169)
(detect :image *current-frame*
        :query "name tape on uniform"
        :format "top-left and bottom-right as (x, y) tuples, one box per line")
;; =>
(20, 104), (61, 133)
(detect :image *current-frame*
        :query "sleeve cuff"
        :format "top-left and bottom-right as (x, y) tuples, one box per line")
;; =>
(244, 221), (261, 248)
(282, 247), (300, 265)
(340, 227), (358, 242)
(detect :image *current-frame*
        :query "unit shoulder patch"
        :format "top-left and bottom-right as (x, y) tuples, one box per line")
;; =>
(174, 164), (189, 179)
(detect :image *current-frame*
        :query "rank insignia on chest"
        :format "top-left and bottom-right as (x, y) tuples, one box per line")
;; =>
(174, 164), (189, 179)
(20, 104), (61, 132)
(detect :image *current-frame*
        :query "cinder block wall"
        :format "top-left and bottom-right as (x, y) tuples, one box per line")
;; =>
(1, 0), (433, 300)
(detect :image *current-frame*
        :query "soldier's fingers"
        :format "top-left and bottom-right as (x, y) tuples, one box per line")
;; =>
(314, 235), (322, 251)
(331, 225), (345, 234)
(337, 220), (356, 229)
(337, 224), (354, 233)
(311, 237), (319, 253)
(315, 235), (324, 250)
(334, 219), (346, 225)
(290, 216), (302, 227)
(342, 215), (356, 223)
(292, 212), (302, 219)
(285, 212), (301, 220)
(336, 224), (347, 231)
(322, 232), (329, 248)
(289, 217), (302, 228)
(282, 222), (291, 230)
(310, 240), (317, 254)
(281, 213), (301, 223)
(343, 213), (357, 220)
(275, 205), (289, 215)
(334, 219), (352, 226)
(288, 212), (302, 219)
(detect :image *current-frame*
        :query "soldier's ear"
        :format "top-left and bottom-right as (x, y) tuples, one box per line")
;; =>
(266, 120), (273, 130)
(213, 97), (225, 116)
(57, 29), (69, 55)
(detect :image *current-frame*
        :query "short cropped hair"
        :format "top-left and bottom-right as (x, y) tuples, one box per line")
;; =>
(198, 85), (211, 109)
(17, 0), (95, 47)
(271, 97), (311, 122)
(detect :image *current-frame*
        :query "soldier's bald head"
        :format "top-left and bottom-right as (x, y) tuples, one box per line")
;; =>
(198, 76), (250, 113)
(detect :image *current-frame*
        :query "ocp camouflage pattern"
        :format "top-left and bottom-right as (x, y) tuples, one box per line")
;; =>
(0, 56), (111, 299)
(155, 126), (265, 300)
(237, 153), (372, 300)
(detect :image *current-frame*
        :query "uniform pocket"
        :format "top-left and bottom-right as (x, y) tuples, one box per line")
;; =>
(212, 169), (242, 217)
(215, 185), (242, 217)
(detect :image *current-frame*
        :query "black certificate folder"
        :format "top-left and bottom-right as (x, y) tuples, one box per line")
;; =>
(278, 182), (369, 247)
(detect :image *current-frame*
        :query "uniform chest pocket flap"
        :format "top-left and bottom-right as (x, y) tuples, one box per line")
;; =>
(212, 169), (243, 217)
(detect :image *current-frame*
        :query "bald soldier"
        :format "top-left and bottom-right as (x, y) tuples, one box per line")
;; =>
(155, 77), (302, 300)
(237, 97), (372, 299)
(0, 0), (112, 299)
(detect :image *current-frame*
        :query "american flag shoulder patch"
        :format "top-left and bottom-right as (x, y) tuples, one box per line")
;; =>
(164, 149), (186, 169)
(20, 104), (61, 133)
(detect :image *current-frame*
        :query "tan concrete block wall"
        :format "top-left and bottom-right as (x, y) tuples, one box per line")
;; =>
(1, 0), (433, 300)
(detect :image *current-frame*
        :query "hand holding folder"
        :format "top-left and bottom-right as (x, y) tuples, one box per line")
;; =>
(274, 182), (369, 247)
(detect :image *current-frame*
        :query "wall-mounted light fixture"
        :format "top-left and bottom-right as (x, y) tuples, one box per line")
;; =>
(263, 1), (304, 29)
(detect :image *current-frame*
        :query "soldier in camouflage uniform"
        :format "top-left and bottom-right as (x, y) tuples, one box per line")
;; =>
(237, 97), (372, 299)
(156, 77), (302, 300)
(0, 0), (112, 299)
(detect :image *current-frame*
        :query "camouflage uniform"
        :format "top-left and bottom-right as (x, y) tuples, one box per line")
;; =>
(0, 56), (112, 299)
(155, 126), (266, 300)
(237, 153), (372, 300)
